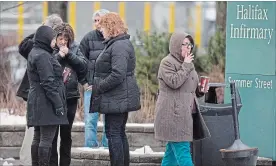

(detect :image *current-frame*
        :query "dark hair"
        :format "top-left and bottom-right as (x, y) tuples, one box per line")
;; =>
(185, 35), (195, 51)
(54, 23), (75, 47)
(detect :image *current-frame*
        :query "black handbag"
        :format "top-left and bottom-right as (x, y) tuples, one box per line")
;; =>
(193, 100), (211, 141)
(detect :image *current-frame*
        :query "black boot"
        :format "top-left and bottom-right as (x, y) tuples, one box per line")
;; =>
(38, 147), (52, 166)
(49, 146), (59, 166)
(31, 145), (39, 166)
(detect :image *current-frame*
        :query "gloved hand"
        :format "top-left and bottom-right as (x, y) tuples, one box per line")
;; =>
(55, 107), (65, 116)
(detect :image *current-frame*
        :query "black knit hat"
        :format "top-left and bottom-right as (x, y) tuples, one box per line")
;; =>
(34, 25), (56, 53)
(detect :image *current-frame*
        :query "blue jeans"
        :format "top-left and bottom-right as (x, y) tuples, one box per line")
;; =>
(161, 142), (193, 166)
(84, 90), (108, 147)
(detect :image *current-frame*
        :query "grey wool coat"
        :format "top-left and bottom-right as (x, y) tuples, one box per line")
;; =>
(154, 32), (210, 142)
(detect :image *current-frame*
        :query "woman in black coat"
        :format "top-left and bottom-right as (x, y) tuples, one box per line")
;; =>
(27, 25), (68, 166)
(90, 12), (141, 166)
(50, 23), (88, 166)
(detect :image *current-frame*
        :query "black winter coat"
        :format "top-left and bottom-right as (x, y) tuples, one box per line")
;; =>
(90, 34), (141, 114)
(17, 35), (87, 100)
(27, 26), (68, 126)
(53, 42), (88, 99)
(16, 33), (35, 101)
(79, 30), (105, 85)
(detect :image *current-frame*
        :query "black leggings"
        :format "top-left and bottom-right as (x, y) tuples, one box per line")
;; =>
(50, 98), (78, 166)
(32, 125), (58, 147)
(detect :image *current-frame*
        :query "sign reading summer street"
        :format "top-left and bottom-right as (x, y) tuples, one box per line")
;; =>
(225, 2), (276, 160)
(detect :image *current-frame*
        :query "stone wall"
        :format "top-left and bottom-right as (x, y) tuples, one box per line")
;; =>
(0, 124), (273, 166)
(0, 124), (166, 159)
(70, 148), (272, 166)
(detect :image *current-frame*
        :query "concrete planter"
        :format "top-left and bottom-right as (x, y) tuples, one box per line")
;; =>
(0, 124), (272, 166)
(0, 124), (166, 159)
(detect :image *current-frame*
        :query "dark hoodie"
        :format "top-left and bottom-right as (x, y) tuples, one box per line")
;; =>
(16, 27), (56, 101)
(33, 25), (56, 53)
(17, 27), (87, 101)
(26, 25), (68, 126)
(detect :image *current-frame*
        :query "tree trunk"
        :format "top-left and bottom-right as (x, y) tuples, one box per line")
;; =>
(48, 1), (68, 22)
(216, 1), (227, 34)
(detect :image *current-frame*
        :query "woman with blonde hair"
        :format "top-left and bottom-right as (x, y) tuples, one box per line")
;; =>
(89, 12), (141, 166)
(154, 32), (210, 166)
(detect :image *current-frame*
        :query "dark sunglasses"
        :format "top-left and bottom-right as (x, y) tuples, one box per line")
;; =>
(182, 42), (194, 48)
(94, 19), (100, 23)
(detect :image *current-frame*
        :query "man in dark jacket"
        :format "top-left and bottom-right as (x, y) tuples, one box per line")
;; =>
(79, 9), (109, 148)
(18, 14), (63, 166)
(50, 23), (87, 166)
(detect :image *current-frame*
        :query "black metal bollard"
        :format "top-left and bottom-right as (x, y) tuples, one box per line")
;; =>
(193, 83), (243, 166)
(220, 82), (258, 166)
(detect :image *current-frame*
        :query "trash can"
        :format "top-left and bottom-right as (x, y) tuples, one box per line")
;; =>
(192, 83), (243, 166)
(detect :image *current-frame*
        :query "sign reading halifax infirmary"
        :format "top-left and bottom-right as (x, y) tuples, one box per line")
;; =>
(230, 4), (273, 44)
(225, 2), (276, 160)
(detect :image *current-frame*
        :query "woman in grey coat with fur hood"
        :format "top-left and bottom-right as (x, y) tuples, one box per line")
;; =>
(154, 32), (210, 166)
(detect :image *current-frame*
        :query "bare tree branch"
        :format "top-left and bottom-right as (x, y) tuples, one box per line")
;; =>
(0, 2), (39, 24)
(1, 2), (26, 12)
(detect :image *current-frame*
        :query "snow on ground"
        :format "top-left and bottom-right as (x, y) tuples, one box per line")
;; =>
(0, 112), (162, 166)
(0, 158), (15, 166)
(0, 146), (164, 166)
(0, 112), (26, 125)
(2, 161), (13, 166)
(76, 145), (164, 155)
(0, 112), (273, 165)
